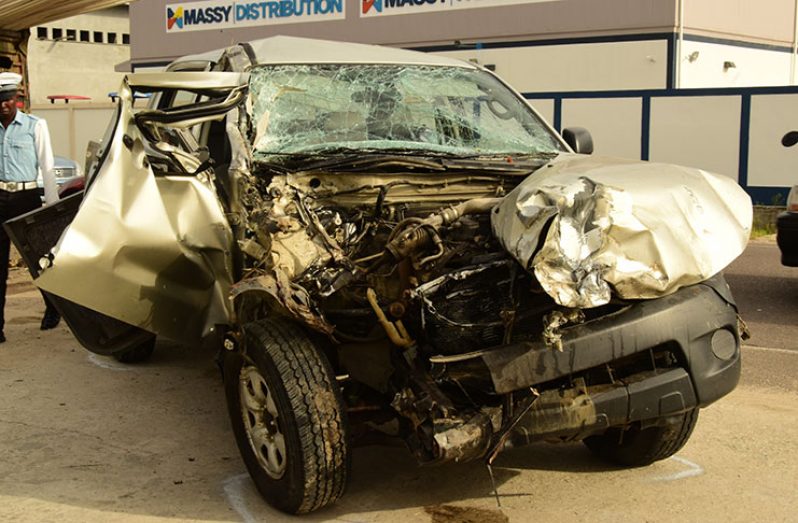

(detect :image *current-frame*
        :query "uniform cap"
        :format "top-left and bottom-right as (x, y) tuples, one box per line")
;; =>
(0, 72), (22, 101)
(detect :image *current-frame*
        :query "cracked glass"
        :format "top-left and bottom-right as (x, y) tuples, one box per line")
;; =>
(248, 64), (564, 158)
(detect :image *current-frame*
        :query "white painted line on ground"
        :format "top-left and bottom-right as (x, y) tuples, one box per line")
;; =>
(650, 455), (704, 482)
(223, 473), (260, 523)
(87, 353), (133, 371)
(743, 345), (798, 356)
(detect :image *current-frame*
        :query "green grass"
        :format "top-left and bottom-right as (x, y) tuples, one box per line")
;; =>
(750, 224), (776, 239)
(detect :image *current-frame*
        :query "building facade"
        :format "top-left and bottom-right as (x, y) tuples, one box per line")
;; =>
(128, 0), (798, 91)
(28, 5), (130, 105)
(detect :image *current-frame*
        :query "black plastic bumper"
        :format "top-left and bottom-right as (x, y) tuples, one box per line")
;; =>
(482, 275), (741, 411)
(777, 211), (798, 267)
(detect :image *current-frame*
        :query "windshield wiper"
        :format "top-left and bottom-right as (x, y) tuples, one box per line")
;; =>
(257, 149), (559, 174)
(439, 152), (557, 173)
(299, 152), (447, 172)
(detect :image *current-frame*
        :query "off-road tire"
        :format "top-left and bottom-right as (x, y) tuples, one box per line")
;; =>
(583, 409), (699, 467)
(224, 319), (349, 514)
(112, 336), (156, 363)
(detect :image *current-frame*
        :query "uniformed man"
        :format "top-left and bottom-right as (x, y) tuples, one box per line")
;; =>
(0, 72), (60, 342)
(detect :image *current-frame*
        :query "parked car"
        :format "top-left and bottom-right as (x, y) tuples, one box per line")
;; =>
(776, 186), (798, 265)
(778, 132), (798, 266)
(36, 155), (84, 202)
(6, 37), (752, 514)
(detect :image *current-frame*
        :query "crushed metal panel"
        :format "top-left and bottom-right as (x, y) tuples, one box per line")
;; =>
(35, 81), (234, 344)
(127, 72), (247, 91)
(492, 154), (752, 308)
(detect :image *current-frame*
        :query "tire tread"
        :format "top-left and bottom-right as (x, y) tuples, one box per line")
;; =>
(584, 409), (699, 467)
(246, 320), (348, 513)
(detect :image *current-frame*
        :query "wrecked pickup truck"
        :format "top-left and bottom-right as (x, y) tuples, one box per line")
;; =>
(6, 37), (751, 514)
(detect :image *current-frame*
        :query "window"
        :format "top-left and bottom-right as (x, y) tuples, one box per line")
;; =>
(66, 29), (76, 41)
(94, 31), (103, 43)
(36, 27), (48, 39)
(122, 33), (130, 45)
(80, 30), (90, 42)
(52, 28), (63, 39)
(107, 33), (117, 44)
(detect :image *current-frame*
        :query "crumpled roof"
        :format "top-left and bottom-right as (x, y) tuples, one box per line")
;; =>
(172, 36), (478, 70)
(0, 1), (129, 31)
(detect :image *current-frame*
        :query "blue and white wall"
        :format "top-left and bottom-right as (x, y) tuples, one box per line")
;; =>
(524, 87), (798, 205)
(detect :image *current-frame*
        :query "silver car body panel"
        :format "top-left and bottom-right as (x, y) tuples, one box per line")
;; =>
(36, 76), (235, 343)
(491, 154), (752, 308)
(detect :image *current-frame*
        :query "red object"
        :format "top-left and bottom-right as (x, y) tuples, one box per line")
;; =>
(46, 95), (91, 104)
(57, 176), (85, 198)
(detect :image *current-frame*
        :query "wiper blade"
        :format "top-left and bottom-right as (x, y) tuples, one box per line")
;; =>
(255, 149), (559, 174)
(301, 152), (447, 172)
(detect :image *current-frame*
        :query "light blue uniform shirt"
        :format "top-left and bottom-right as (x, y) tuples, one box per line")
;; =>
(0, 110), (41, 182)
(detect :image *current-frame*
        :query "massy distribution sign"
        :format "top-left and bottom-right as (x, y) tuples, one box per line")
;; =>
(361, 0), (556, 17)
(166, 0), (344, 32)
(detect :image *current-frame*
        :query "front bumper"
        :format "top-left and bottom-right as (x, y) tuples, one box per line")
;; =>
(777, 211), (798, 267)
(481, 275), (741, 437)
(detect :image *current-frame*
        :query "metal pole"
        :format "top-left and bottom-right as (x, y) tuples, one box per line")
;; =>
(792, 0), (798, 84)
(676, 0), (684, 89)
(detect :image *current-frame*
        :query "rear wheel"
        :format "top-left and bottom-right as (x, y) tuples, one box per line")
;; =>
(583, 409), (699, 467)
(224, 319), (349, 514)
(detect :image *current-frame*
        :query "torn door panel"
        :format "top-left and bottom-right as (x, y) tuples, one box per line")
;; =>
(35, 79), (235, 344)
(491, 154), (752, 308)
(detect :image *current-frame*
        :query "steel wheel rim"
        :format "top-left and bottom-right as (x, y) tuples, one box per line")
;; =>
(239, 365), (287, 479)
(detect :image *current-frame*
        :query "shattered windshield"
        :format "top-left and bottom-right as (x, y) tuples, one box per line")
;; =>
(248, 64), (564, 159)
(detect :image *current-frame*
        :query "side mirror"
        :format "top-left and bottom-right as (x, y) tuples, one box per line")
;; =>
(562, 127), (594, 155)
(782, 131), (798, 148)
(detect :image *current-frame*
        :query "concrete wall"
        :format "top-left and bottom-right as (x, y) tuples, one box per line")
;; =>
(684, 0), (797, 45)
(561, 98), (642, 160)
(649, 95), (741, 178)
(27, 6), (130, 105)
(748, 93), (798, 189)
(436, 40), (669, 92)
(30, 104), (116, 163)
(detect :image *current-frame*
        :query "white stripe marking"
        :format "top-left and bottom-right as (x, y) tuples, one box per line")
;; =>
(87, 353), (132, 371)
(223, 473), (259, 523)
(743, 345), (798, 356)
(651, 455), (704, 482)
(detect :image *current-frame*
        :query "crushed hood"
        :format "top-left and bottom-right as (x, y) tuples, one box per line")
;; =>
(491, 154), (752, 308)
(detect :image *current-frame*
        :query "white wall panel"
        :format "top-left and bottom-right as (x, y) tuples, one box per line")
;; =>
(680, 41), (792, 88)
(749, 94), (798, 187)
(526, 98), (554, 125)
(30, 105), (115, 161)
(30, 107), (71, 159)
(437, 40), (668, 93)
(649, 96), (740, 179)
(561, 98), (642, 159)
(74, 107), (116, 164)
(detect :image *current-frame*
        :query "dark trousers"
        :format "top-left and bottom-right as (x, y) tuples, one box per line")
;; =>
(0, 188), (43, 333)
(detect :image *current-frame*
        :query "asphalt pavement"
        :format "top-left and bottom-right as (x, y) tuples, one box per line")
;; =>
(724, 239), (798, 351)
(0, 239), (796, 523)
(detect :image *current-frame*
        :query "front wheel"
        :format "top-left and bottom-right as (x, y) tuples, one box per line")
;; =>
(224, 319), (349, 514)
(111, 336), (156, 363)
(583, 409), (699, 467)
